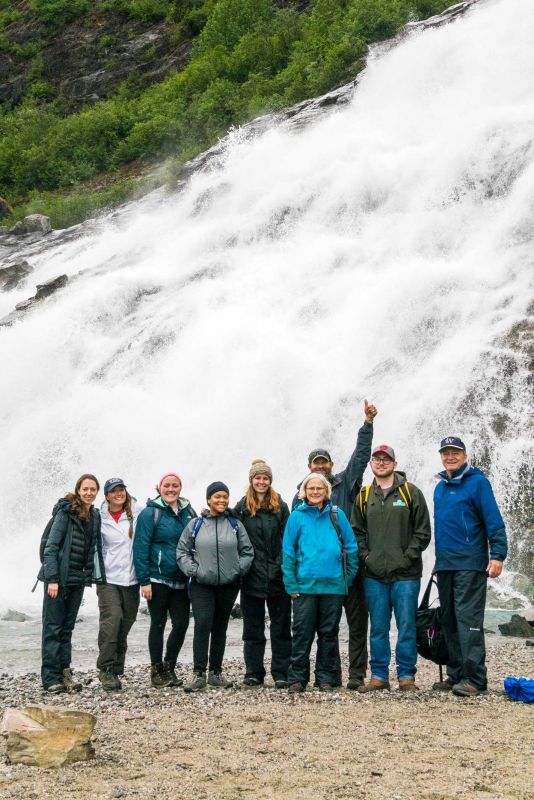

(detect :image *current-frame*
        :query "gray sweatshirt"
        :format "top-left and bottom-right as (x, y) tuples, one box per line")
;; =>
(177, 511), (254, 585)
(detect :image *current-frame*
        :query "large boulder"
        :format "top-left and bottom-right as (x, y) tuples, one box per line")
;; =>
(10, 215), (52, 236)
(0, 260), (33, 291)
(2, 705), (96, 768)
(498, 614), (534, 638)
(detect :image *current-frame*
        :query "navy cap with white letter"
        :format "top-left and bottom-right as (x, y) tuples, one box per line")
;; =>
(104, 478), (126, 494)
(438, 437), (466, 452)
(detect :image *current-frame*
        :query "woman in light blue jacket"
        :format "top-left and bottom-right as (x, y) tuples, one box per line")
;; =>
(282, 472), (358, 693)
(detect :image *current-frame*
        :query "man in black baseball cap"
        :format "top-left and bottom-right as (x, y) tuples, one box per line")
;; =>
(292, 399), (378, 689)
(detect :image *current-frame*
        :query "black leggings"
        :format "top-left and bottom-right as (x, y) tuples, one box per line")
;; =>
(147, 582), (190, 665)
(191, 581), (240, 673)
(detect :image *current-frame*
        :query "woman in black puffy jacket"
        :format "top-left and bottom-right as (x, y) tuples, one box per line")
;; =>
(233, 460), (291, 689)
(40, 473), (101, 694)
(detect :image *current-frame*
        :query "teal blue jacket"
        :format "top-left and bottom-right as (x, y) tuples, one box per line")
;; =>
(282, 501), (358, 596)
(133, 497), (196, 587)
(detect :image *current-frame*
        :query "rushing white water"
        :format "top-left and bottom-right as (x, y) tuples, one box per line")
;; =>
(0, 0), (532, 612)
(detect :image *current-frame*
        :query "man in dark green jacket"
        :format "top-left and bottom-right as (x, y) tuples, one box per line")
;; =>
(351, 444), (431, 693)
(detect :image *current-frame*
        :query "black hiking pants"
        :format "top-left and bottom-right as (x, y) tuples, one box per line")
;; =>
(332, 568), (368, 684)
(241, 590), (292, 682)
(191, 581), (240, 674)
(96, 583), (140, 673)
(289, 593), (344, 687)
(41, 584), (84, 689)
(147, 582), (190, 666)
(437, 570), (488, 690)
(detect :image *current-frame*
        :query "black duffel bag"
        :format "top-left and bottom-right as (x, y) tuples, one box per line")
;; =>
(416, 575), (449, 665)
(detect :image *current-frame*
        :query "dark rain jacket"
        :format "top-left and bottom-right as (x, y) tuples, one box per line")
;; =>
(38, 498), (103, 587)
(232, 497), (290, 597)
(351, 471), (431, 583)
(292, 420), (374, 518)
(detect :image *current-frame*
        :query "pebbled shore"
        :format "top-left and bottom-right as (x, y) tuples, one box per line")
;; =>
(1, 638), (533, 800)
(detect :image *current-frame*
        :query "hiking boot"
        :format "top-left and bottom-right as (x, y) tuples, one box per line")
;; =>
(399, 679), (419, 693)
(61, 668), (82, 692)
(150, 662), (172, 689)
(164, 661), (183, 687)
(242, 677), (264, 688)
(318, 682), (333, 692)
(288, 682), (304, 694)
(45, 682), (66, 694)
(99, 669), (121, 691)
(184, 672), (207, 693)
(432, 677), (455, 692)
(208, 671), (233, 689)
(357, 679), (391, 693)
(346, 677), (365, 690)
(452, 681), (486, 697)
(274, 679), (289, 689)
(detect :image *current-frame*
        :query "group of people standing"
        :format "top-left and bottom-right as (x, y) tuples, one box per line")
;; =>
(38, 401), (508, 699)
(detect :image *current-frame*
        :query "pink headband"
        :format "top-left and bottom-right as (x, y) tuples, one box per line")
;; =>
(158, 472), (182, 491)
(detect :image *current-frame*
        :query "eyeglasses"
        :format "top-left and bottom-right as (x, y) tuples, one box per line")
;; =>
(371, 457), (393, 465)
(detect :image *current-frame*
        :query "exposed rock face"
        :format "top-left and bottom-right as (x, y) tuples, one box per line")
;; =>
(10, 214), (52, 236)
(1, 13), (192, 110)
(2, 705), (96, 767)
(498, 614), (534, 638)
(0, 273), (68, 327)
(0, 259), (33, 290)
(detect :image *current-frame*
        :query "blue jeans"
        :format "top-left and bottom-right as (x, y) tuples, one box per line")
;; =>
(365, 577), (420, 682)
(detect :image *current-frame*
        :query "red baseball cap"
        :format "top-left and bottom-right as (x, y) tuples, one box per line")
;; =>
(372, 444), (396, 460)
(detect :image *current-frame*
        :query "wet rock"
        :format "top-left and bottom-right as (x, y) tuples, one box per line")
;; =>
(2, 705), (96, 768)
(10, 215), (52, 236)
(230, 603), (242, 620)
(0, 259), (33, 291)
(35, 274), (68, 299)
(498, 614), (534, 638)
(1, 609), (30, 622)
(526, 640), (534, 647)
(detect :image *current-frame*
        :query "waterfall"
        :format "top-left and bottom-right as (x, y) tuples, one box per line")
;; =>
(0, 0), (532, 611)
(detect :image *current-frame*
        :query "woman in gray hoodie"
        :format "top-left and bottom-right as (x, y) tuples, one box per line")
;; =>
(177, 481), (253, 691)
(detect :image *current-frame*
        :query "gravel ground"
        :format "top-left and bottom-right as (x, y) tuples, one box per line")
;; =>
(1, 638), (533, 800)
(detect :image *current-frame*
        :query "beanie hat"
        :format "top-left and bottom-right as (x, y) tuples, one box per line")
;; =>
(158, 472), (182, 492)
(249, 459), (273, 482)
(206, 481), (230, 500)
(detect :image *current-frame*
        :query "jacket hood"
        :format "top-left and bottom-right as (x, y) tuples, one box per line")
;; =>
(381, 470), (407, 487)
(146, 496), (190, 511)
(100, 496), (138, 515)
(200, 508), (232, 519)
(295, 500), (333, 516)
(51, 497), (71, 516)
(435, 462), (480, 483)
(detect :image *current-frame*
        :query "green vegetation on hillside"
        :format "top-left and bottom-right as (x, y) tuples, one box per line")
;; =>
(0, 0), (454, 227)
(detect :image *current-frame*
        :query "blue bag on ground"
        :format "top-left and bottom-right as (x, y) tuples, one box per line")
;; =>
(503, 676), (534, 703)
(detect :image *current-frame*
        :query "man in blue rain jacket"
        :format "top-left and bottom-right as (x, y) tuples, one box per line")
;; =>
(433, 437), (508, 697)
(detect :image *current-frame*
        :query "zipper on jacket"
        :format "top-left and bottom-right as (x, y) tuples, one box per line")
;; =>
(158, 550), (162, 573)
(216, 518), (220, 585)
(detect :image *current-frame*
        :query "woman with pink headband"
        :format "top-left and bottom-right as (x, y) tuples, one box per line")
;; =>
(133, 472), (197, 688)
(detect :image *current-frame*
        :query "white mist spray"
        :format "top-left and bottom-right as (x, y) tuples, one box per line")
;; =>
(0, 0), (532, 611)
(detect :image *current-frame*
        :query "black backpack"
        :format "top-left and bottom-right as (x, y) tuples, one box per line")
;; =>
(416, 576), (449, 665)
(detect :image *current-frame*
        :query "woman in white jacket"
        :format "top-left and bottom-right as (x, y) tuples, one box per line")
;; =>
(97, 478), (143, 690)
